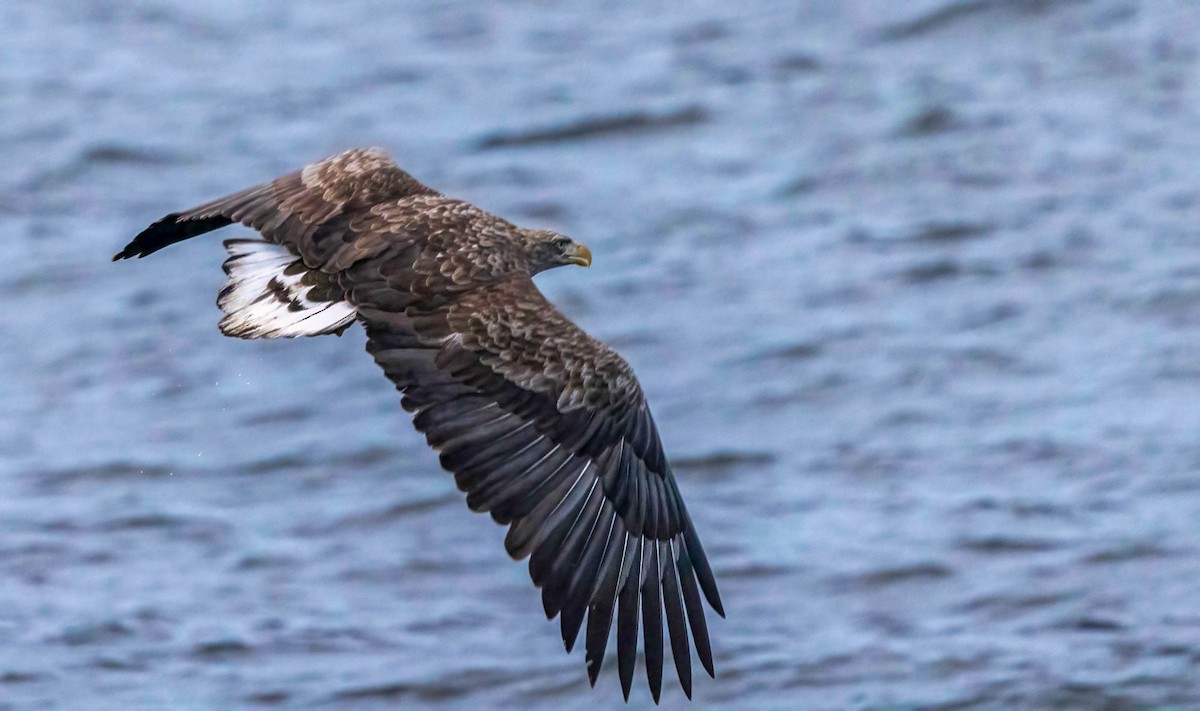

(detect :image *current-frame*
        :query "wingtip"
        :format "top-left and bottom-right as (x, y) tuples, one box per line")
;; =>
(113, 211), (230, 263)
(697, 574), (724, 617)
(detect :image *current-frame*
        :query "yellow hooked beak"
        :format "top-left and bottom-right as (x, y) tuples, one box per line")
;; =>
(567, 242), (592, 268)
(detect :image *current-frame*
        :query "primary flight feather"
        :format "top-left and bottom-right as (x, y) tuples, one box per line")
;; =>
(113, 147), (723, 702)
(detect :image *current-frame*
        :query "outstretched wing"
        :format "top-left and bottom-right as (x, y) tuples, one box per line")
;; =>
(112, 147), (437, 270)
(356, 275), (724, 702)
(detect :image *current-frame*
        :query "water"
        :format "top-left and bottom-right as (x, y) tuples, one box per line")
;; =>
(3, 0), (1200, 708)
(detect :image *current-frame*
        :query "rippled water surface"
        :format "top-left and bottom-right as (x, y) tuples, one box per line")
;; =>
(4, 1), (1200, 708)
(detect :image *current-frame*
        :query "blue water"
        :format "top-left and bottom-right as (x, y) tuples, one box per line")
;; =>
(3, 0), (1200, 708)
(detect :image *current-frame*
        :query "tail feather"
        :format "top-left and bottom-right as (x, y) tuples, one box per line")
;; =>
(218, 240), (355, 339)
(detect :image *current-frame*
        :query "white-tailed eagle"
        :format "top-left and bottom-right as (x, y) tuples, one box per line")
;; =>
(113, 148), (723, 702)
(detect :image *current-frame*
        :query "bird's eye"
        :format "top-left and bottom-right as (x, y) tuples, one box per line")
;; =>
(554, 237), (571, 250)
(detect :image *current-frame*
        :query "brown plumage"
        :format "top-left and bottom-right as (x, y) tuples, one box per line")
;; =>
(113, 147), (723, 702)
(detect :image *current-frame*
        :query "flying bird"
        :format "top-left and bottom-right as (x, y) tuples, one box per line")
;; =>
(113, 148), (723, 702)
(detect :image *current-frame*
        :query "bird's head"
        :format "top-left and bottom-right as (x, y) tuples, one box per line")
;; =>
(523, 229), (592, 274)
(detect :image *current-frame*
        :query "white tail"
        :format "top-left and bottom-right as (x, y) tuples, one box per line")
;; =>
(218, 239), (356, 339)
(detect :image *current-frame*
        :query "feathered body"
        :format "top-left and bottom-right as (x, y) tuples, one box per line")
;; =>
(114, 148), (722, 702)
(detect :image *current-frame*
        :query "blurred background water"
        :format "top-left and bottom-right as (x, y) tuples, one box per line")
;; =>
(3, 0), (1200, 708)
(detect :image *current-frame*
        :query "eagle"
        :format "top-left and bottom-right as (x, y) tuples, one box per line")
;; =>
(113, 148), (723, 702)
